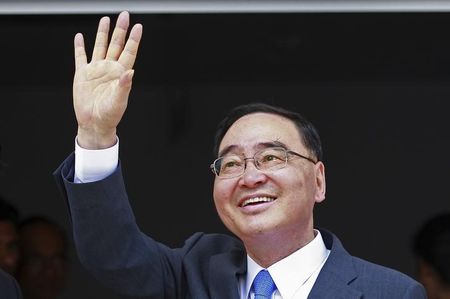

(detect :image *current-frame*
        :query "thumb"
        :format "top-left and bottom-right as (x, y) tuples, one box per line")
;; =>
(116, 69), (134, 104)
(119, 69), (135, 88)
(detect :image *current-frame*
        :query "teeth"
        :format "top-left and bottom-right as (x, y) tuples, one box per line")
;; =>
(241, 197), (275, 207)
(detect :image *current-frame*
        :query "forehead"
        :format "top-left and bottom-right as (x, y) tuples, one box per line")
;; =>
(219, 112), (304, 153)
(0, 221), (17, 234)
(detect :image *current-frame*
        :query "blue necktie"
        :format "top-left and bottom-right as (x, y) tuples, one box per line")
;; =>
(252, 270), (277, 299)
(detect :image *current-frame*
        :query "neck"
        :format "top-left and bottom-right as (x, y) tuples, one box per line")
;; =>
(243, 227), (316, 268)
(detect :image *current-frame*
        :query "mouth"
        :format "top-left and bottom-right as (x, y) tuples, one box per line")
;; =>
(240, 196), (276, 207)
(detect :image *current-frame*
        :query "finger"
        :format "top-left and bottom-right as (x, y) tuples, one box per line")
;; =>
(92, 16), (110, 61)
(118, 24), (143, 70)
(74, 33), (87, 71)
(106, 11), (129, 61)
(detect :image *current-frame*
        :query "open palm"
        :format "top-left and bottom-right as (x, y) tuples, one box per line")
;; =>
(73, 12), (143, 149)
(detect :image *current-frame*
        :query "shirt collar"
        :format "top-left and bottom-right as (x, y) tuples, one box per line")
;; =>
(244, 229), (329, 299)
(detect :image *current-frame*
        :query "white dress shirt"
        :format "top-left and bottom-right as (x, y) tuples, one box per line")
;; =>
(75, 138), (331, 299)
(240, 230), (330, 299)
(74, 137), (118, 183)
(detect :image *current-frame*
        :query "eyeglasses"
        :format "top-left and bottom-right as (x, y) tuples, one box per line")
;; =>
(210, 146), (317, 179)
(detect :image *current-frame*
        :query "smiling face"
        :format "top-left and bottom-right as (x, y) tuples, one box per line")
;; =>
(213, 112), (326, 247)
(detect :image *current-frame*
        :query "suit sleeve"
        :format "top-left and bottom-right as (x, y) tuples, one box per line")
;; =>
(54, 153), (188, 298)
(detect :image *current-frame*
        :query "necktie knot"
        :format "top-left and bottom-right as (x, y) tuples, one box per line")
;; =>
(253, 270), (277, 299)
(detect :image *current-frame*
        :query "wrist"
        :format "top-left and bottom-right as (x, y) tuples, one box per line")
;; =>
(77, 127), (117, 150)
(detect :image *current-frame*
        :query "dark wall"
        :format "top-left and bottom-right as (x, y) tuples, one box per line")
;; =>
(1, 13), (450, 298)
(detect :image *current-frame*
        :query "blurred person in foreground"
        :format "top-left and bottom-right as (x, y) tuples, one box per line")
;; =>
(17, 217), (68, 299)
(413, 212), (450, 299)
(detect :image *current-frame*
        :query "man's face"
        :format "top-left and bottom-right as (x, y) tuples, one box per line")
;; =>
(18, 223), (67, 299)
(0, 220), (19, 275)
(213, 113), (326, 244)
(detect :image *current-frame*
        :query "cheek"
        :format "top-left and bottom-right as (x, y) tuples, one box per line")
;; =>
(213, 186), (227, 220)
(213, 182), (238, 228)
(275, 169), (316, 207)
(274, 168), (305, 190)
(213, 181), (233, 210)
(290, 167), (316, 191)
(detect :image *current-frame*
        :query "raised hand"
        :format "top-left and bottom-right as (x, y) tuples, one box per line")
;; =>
(73, 11), (143, 149)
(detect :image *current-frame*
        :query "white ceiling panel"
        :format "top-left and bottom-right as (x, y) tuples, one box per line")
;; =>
(2, 0), (450, 14)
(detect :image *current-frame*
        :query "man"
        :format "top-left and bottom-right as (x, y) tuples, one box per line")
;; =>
(54, 11), (426, 298)
(17, 217), (68, 299)
(413, 212), (450, 299)
(0, 196), (20, 276)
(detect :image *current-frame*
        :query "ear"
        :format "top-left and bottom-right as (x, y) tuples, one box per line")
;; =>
(314, 161), (326, 203)
(416, 258), (441, 297)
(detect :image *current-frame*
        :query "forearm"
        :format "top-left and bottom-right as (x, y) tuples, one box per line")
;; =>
(55, 155), (178, 297)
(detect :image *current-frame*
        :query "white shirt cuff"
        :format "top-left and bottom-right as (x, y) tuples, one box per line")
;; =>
(74, 137), (119, 183)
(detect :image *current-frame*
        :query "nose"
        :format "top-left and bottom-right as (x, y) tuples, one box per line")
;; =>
(238, 159), (268, 188)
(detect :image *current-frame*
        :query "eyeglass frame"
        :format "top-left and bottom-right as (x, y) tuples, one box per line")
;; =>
(210, 146), (318, 179)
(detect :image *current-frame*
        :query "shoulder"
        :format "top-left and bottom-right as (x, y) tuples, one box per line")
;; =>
(317, 228), (426, 298)
(351, 255), (415, 282)
(350, 256), (425, 296)
(173, 232), (246, 282)
(182, 232), (244, 254)
(0, 269), (22, 299)
(173, 232), (245, 267)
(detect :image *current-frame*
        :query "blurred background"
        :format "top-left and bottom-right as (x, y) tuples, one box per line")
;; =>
(1, 1), (450, 297)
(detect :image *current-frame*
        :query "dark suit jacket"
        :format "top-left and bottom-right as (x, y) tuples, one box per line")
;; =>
(0, 269), (22, 299)
(55, 153), (426, 298)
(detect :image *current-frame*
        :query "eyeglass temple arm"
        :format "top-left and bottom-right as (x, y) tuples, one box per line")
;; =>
(287, 151), (318, 164)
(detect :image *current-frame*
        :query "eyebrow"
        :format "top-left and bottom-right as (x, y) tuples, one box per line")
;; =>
(217, 145), (238, 158)
(217, 140), (290, 158)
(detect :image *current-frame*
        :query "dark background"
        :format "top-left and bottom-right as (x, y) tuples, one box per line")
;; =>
(1, 12), (449, 298)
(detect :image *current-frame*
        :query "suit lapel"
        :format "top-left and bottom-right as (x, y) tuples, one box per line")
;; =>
(308, 269), (362, 299)
(309, 282), (362, 299)
(208, 248), (246, 299)
(308, 229), (363, 299)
